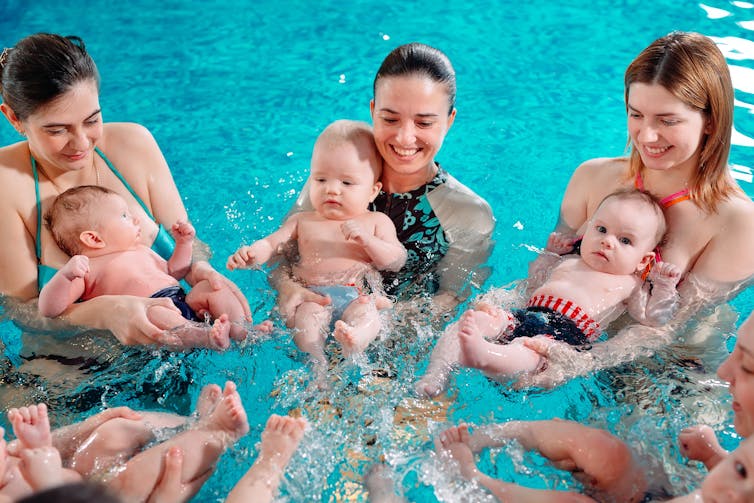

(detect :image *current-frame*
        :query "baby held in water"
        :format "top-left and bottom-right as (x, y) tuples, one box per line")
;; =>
(39, 185), (265, 350)
(418, 189), (681, 396)
(228, 120), (406, 365)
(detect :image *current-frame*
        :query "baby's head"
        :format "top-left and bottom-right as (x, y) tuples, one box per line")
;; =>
(580, 189), (666, 275)
(309, 120), (382, 220)
(701, 433), (754, 500)
(45, 185), (140, 256)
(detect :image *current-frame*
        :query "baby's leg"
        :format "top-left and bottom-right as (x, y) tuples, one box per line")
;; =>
(148, 304), (231, 351)
(292, 302), (331, 366)
(414, 319), (462, 398)
(415, 306), (511, 398)
(186, 280), (252, 342)
(458, 313), (542, 377)
(70, 387), (220, 477)
(333, 295), (382, 355)
(108, 381), (249, 503)
(364, 464), (408, 503)
(226, 414), (307, 503)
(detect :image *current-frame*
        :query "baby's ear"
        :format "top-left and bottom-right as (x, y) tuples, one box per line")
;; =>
(370, 181), (382, 202)
(636, 251), (656, 273)
(79, 230), (105, 249)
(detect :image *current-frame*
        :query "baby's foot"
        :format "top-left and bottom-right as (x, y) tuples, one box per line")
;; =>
(414, 365), (451, 399)
(195, 383), (223, 418)
(365, 464), (406, 503)
(254, 320), (274, 334)
(8, 404), (51, 450)
(457, 312), (492, 370)
(258, 415), (307, 472)
(333, 320), (365, 355)
(18, 446), (68, 490)
(202, 381), (249, 442)
(437, 425), (479, 480)
(210, 314), (232, 351)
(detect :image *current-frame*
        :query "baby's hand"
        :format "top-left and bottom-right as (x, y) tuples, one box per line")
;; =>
(171, 221), (196, 244)
(679, 425), (723, 463)
(545, 232), (576, 255)
(341, 220), (369, 246)
(649, 262), (682, 283)
(60, 255), (89, 281)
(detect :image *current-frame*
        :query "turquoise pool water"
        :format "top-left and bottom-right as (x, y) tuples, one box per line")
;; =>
(1, 0), (754, 500)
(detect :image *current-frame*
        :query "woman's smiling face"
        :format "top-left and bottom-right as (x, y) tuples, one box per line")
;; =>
(371, 74), (455, 182)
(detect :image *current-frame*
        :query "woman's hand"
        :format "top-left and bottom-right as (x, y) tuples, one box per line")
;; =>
(187, 261), (251, 320)
(147, 447), (211, 503)
(514, 336), (595, 389)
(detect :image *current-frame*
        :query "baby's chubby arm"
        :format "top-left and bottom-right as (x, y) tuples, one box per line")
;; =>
(626, 261), (681, 326)
(38, 255), (89, 318)
(167, 220), (195, 279)
(227, 216), (299, 271)
(341, 213), (407, 272)
(526, 232), (572, 293)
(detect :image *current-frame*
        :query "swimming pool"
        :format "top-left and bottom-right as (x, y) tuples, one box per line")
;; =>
(1, 0), (754, 500)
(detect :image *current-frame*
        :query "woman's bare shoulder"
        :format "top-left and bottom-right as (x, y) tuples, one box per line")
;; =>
(572, 156), (627, 179)
(0, 141), (34, 198)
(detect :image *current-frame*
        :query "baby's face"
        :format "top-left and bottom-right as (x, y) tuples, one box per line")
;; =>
(579, 197), (659, 275)
(94, 194), (142, 251)
(701, 435), (754, 502)
(718, 314), (754, 437)
(309, 142), (380, 221)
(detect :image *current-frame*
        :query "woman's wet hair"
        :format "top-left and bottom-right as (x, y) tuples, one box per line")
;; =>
(373, 42), (456, 115)
(624, 31), (738, 213)
(0, 33), (100, 120)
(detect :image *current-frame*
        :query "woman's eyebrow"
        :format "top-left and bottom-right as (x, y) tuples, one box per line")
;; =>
(42, 109), (101, 128)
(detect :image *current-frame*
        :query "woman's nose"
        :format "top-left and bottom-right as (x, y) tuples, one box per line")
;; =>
(69, 128), (90, 151)
(396, 122), (416, 144)
(637, 123), (659, 143)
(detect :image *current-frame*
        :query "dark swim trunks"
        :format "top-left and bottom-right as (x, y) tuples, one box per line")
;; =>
(508, 306), (590, 346)
(150, 285), (200, 322)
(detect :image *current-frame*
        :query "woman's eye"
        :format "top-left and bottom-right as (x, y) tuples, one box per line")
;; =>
(661, 119), (679, 126)
(46, 128), (66, 135)
(382, 118), (398, 124)
(417, 121), (433, 128)
(735, 460), (748, 478)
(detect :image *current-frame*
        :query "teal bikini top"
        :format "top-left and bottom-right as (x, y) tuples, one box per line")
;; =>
(34, 147), (175, 291)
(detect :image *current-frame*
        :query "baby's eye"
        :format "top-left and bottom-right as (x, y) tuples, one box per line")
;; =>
(735, 460), (748, 478)
(314, 177), (326, 183)
(619, 237), (632, 245)
(342, 180), (353, 186)
(596, 225), (607, 233)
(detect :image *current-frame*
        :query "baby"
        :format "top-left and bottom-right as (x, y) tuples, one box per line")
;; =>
(227, 120), (406, 364)
(39, 185), (256, 350)
(418, 189), (681, 396)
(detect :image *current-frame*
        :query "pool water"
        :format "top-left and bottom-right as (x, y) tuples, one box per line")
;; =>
(1, 0), (754, 500)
